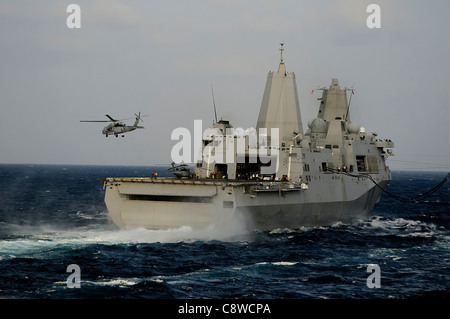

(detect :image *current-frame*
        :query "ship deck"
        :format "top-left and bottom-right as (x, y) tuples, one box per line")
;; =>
(100, 177), (307, 192)
(101, 176), (270, 186)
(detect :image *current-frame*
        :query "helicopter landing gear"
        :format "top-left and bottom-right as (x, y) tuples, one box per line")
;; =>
(121, 134), (125, 137)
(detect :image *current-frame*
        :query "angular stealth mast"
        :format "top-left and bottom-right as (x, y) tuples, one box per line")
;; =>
(256, 43), (303, 146)
(317, 78), (350, 122)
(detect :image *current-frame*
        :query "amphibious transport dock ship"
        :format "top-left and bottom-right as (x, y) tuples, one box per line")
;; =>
(103, 47), (394, 231)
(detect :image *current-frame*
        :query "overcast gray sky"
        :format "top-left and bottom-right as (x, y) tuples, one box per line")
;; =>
(1, 0), (449, 171)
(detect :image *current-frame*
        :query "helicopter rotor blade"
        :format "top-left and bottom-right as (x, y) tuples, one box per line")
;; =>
(105, 114), (119, 122)
(81, 113), (148, 124)
(80, 120), (110, 122)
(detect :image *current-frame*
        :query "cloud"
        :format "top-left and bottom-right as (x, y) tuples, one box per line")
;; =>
(85, 0), (142, 26)
(240, 12), (305, 35)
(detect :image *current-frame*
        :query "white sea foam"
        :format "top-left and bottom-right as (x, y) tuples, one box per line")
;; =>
(366, 216), (437, 234)
(84, 221), (249, 244)
(256, 261), (298, 266)
(54, 277), (140, 288)
(0, 219), (250, 259)
(85, 278), (138, 287)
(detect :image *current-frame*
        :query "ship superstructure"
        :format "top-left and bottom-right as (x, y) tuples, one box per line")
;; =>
(103, 46), (394, 230)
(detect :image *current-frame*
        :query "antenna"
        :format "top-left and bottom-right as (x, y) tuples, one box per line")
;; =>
(279, 42), (284, 63)
(345, 84), (355, 121)
(211, 83), (218, 123)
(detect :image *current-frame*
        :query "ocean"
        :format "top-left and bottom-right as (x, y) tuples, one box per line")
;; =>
(0, 164), (449, 303)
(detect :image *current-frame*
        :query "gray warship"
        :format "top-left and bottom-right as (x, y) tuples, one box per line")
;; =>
(103, 46), (394, 231)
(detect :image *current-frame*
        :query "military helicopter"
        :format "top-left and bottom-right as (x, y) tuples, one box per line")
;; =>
(80, 112), (146, 137)
(166, 162), (193, 179)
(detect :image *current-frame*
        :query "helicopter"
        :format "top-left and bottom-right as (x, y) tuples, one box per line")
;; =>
(166, 162), (193, 179)
(80, 112), (147, 137)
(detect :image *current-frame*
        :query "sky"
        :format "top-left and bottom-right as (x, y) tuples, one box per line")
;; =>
(1, 0), (449, 171)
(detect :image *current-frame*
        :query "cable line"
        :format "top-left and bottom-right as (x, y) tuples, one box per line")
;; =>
(325, 168), (450, 203)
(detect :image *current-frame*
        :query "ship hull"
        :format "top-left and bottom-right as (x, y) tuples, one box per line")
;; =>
(103, 177), (388, 231)
(234, 184), (383, 231)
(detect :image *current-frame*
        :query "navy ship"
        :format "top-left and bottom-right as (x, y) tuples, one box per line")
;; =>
(103, 45), (394, 231)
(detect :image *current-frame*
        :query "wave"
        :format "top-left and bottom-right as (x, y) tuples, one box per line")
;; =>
(2, 213), (447, 259)
(362, 216), (446, 240)
(0, 222), (251, 260)
(256, 261), (298, 266)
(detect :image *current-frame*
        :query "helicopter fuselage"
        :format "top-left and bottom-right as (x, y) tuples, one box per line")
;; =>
(102, 123), (141, 137)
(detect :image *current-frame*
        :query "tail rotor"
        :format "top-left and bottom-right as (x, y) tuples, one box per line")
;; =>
(133, 112), (148, 128)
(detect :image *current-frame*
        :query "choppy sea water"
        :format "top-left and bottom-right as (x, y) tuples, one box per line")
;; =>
(0, 164), (448, 300)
